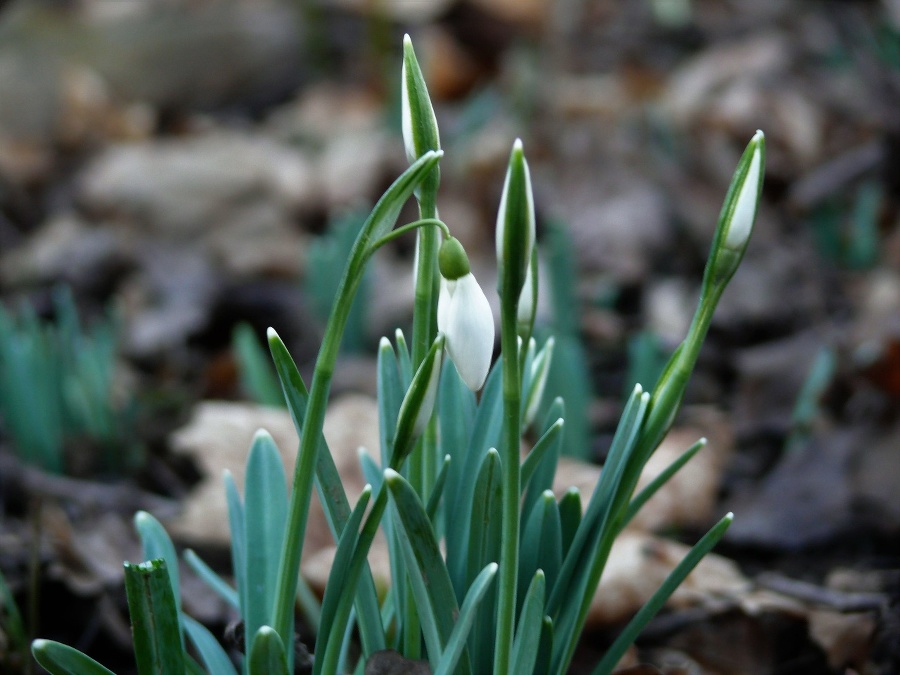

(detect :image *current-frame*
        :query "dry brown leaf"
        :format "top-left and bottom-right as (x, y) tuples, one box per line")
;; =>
(169, 395), (377, 562)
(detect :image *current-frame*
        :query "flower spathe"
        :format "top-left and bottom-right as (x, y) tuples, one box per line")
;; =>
(438, 273), (495, 391)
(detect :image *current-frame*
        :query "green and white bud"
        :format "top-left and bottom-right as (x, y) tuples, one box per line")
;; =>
(401, 34), (440, 164)
(496, 139), (536, 308)
(517, 249), (539, 337)
(392, 334), (444, 466)
(523, 336), (554, 428)
(707, 130), (765, 289)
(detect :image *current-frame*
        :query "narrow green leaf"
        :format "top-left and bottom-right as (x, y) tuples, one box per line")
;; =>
(248, 626), (290, 675)
(623, 438), (706, 528)
(233, 322), (284, 407)
(592, 514), (734, 675)
(267, 330), (385, 656)
(384, 470), (467, 674)
(433, 563), (498, 675)
(123, 560), (185, 675)
(134, 512), (180, 610)
(557, 488), (582, 559)
(511, 570), (545, 675)
(244, 431), (289, 642)
(183, 614), (238, 675)
(445, 357), (503, 596)
(533, 616), (554, 675)
(183, 550), (239, 610)
(377, 336), (404, 469)
(315, 485), (374, 675)
(521, 416), (564, 520)
(519, 492), (561, 599)
(224, 471), (246, 616)
(32, 640), (116, 675)
(465, 448), (502, 672)
(425, 454), (451, 521)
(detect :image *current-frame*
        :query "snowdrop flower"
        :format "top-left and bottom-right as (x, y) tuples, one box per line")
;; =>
(437, 237), (495, 391)
(709, 130), (765, 288)
(496, 139), (535, 308)
(401, 34), (440, 163)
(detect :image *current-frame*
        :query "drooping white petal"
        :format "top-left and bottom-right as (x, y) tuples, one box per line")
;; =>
(438, 273), (494, 391)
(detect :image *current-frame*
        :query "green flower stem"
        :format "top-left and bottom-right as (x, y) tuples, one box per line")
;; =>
(270, 149), (442, 642)
(271, 250), (369, 641)
(373, 218), (450, 248)
(494, 297), (522, 675)
(405, 185), (439, 660)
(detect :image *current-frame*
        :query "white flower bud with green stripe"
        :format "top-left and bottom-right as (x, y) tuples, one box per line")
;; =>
(707, 130), (765, 289)
(496, 139), (535, 310)
(401, 34), (440, 164)
(437, 237), (495, 391)
(392, 334), (444, 466)
(523, 336), (554, 428)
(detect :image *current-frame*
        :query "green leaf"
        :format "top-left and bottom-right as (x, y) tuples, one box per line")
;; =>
(534, 616), (554, 675)
(432, 563), (497, 675)
(549, 386), (649, 672)
(445, 357), (503, 595)
(464, 448), (502, 672)
(557, 488), (582, 559)
(233, 323), (284, 407)
(623, 438), (706, 528)
(521, 415), (564, 520)
(384, 470), (467, 674)
(183, 550), (239, 609)
(520, 492), (561, 599)
(183, 614), (238, 675)
(244, 430), (289, 642)
(248, 626), (290, 675)
(377, 336), (404, 469)
(315, 485), (375, 675)
(224, 471), (246, 616)
(392, 335), (444, 467)
(31, 640), (117, 675)
(134, 512), (180, 610)
(267, 330), (385, 656)
(425, 454), (451, 521)
(592, 514), (734, 675)
(510, 570), (545, 675)
(123, 560), (185, 675)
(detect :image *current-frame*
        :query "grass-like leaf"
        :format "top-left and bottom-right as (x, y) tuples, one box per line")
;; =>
(183, 614), (238, 675)
(511, 570), (545, 675)
(244, 431), (289, 641)
(433, 563), (498, 675)
(32, 640), (116, 675)
(183, 549), (239, 609)
(248, 626), (290, 675)
(591, 513), (734, 675)
(123, 560), (185, 675)
(384, 469), (467, 674)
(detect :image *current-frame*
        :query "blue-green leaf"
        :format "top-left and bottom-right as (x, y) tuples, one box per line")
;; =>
(224, 471), (246, 616)
(244, 430), (289, 642)
(511, 570), (545, 675)
(183, 550), (239, 610)
(32, 640), (116, 675)
(433, 563), (497, 675)
(520, 492), (561, 599)
(384, 470), (466, 674)
(183, 614), (238, 675)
